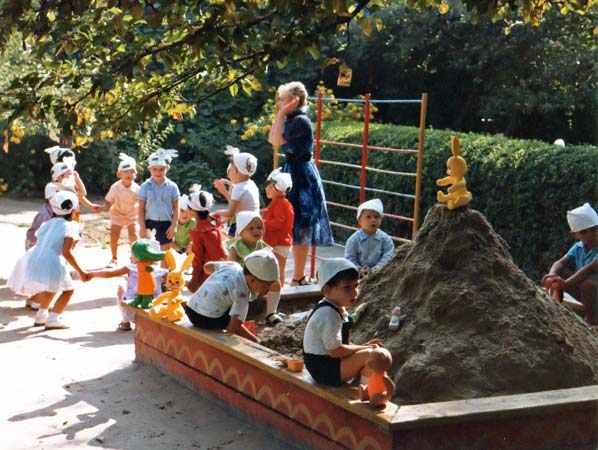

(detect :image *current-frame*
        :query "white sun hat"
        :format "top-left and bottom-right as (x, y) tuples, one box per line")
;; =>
(51, 161), (73, 181)
(147, 148), (178, 167)
(188, 184), (214, 212)
(245, 249), (279, 282)
(224, 145), (257, 176)
(357, 198), (384, 220)
(316, 258), (358, 290)
(117, 153), (137, 172)
(50, 190), (79, 215)
(267, 168), (293, 192)
(44, 145), (75, 165)
(179, 194), (189, 210)
(567, 203), (598, 232)
(235, 210), (262, 237)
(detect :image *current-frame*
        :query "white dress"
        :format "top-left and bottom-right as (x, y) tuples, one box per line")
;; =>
(7, 250), (33, 296)
(24, 218), (80, 295)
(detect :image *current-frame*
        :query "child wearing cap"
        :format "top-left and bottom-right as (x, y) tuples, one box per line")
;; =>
(186, 185), (228, 293)
(213, 145), (260, 237)
(344, 199), (395, 278)
(22, 191), (89, 329)
(103, 153), (140, 267)
(543, 202), (598, 324)
(262, 168), (294, 286)
(303, 258), (386, 386)
(184, 249), (279, 342)
(227, 211), (283, 324)
(172, 194), (196, 254)
(138, 149), (181, 250)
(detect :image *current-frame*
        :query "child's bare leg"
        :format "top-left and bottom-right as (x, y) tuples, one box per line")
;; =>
(292, 244), (309, 282)
(127, 223), (139, 244)
(110, 224), (123, 260)
(37, 291), (56, 310)
(274, 253), (287, 286)
(578, 280), (598, 325)
(340, 348), (374, 383)
(51, 289), (75, 314)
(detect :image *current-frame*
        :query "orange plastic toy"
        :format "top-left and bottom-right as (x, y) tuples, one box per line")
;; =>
(128, 240), (166, 308)
(150, 250), (194, 322)
(359, 348), (395, 408)
(436, 136), (472, 210)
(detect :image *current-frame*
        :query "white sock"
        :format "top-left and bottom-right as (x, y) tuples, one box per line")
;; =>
(265, 291), (280, 316)
(35, 308), (49, 319)
(48, 311), (59, 320)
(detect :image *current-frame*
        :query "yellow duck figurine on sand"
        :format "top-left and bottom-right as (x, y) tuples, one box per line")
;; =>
(149, 250), (194, 323)
(436, 136), (472, 210)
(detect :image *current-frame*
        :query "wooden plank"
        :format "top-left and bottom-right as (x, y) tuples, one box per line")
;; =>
(281, 284), (322, 300)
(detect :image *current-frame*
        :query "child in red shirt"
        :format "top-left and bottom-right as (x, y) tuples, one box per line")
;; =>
(262, 168), (294, 286)
(186, 185), (228, 293)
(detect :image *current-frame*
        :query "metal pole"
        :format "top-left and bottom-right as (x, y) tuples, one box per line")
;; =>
(273, 91), (279, 169)
(412, 93), (428, 238)
(360, 93), (371, 204)
(310, 91), (324, 279)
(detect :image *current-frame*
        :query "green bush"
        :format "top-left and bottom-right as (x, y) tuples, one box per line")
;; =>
(319, 121), (598, 281)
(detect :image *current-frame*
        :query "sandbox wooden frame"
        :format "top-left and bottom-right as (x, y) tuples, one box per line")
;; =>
(131, 309), (598, 450)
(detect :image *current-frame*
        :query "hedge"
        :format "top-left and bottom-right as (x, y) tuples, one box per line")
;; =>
(318, 122), (598, 281)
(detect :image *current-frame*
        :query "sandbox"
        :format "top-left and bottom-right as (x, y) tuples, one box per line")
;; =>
(130, 308), (598, 450)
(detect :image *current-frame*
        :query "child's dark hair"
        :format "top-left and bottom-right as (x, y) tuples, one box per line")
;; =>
(56, 150), (75, 162)
(326, 268), (359, 288)
(52, 212), (73, 221)
(189, 207), (209, 220)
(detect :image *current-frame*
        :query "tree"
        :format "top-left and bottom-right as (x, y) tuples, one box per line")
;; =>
(0, 0), (593, 142)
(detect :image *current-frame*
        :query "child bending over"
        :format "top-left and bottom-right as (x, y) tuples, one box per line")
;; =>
(543, 203), (598, 324)
(345, 199), (394, 278)
(303, 258), (385, 386)
(184, 249), (279, 343)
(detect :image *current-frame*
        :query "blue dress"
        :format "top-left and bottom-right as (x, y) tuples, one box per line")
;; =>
(281, 108), (334, 247)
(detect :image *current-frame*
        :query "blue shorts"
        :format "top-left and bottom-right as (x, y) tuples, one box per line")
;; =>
(303, 353), (342, 386)
(145, 219), (172, 245)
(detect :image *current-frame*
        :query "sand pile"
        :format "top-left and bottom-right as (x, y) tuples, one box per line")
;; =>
(261, 205), (598, 405)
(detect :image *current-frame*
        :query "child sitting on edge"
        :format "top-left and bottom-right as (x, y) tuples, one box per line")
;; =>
(138, 149), (180, 250)
(104, 153), (140, 267)
(227, 211), (283, 324)
(303, 258), (385, 386)
(344, 199), (395, 278)
(173, 194), (196, 254)
(184, 249), (279, 343)
(262, 168), (294, 287)
(543, 202), (598, 324)
(186, 185), (228, 293)
(213, 145), (259, 236)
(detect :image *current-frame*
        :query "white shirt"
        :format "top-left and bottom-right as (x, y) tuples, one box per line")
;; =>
(303, 299), (347, 355)
(231, 180), (260, 214)
(187, 261), (254, 320)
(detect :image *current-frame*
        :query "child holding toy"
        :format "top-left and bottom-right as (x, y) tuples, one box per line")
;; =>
(303, 258), (384, 386)
(104, 153), (140, 267)
(186, 185), (228, 293)
(227, 211), (283, 324)
(543, 202), (598, 324)
(344, 199), (395, 278)
(262, 168), (294, 286)
(213, 145), (259, 236)
(24, 191), (89, 329)
(184, 249), (279, 342)
(138, 149), (180, 250)
(173, 194), (195, 254)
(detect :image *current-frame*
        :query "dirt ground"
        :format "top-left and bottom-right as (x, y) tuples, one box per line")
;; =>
(0, 197), (306, 450)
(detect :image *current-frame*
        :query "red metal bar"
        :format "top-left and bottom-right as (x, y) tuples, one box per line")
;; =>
(359, 94), (371, 204)
(310, 92), (324, 279)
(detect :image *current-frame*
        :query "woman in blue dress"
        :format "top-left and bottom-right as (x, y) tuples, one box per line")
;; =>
(269, 81), (334, 286)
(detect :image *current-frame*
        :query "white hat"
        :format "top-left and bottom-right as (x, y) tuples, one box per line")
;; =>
(147, 148), (178, 167)
(50, 190), (79, 215)
(117, 153), (137, 172)
(316, 258), (358, 290)
(44, 145), (75, 165)
(357, 199), (384, 220)
(51, 161), (73, 181)
(553, 139), (565, 147)
(224, 145), (257, 176)
(236, 210), (262, 237)
(567, 203), (598, 232)
(245, 249), (279, 282)
(188, 184), (214, 212)
(179, 194), (189, 210)
(267, 168), (293, 192)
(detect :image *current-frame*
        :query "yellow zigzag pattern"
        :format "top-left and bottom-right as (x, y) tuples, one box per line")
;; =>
(136, 324), (383, 450)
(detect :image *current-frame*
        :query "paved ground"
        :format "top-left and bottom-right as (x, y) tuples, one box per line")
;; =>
(0, 197), (341, 450)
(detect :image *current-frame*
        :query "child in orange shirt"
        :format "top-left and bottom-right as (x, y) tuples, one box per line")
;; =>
(262, 168), (294, 286)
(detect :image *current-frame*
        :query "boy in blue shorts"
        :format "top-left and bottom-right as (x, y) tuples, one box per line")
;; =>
(543, 202), (598, 324)
(138, 149), (181, 250)
(303, 258), (387, 386)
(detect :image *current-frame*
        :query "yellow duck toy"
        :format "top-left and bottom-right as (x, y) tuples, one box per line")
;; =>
(436, 136), (472, 210)
(149, 250), (194, 323)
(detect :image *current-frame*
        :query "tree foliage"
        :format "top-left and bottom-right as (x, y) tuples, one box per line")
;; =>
(0, 0), (594, 142)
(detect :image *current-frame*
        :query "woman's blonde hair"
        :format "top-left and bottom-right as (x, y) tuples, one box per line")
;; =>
(278, 81), (308, 108)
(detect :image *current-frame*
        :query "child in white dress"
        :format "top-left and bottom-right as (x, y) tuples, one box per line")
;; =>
(25, 191), (89, 329)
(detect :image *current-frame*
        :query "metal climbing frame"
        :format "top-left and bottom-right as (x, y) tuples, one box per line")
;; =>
(275, 92), (428, 278)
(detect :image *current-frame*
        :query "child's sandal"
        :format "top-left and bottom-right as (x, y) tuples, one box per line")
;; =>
(265, 313), (283, 325)
(117, 321), (132, 331)
(291, 276), (313, 287)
